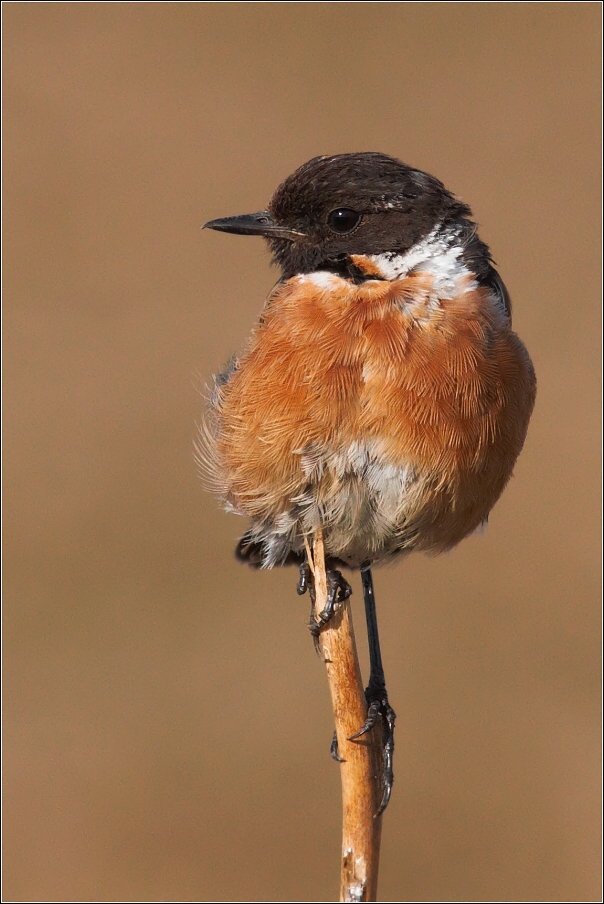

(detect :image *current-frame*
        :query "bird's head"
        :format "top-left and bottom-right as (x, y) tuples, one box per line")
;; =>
(204, 152), (473, 280)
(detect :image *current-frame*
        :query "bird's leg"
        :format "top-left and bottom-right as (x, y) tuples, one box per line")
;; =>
(348, 565), (396, 815)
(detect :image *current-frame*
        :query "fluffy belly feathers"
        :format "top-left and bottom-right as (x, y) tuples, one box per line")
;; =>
(202, 271), (536, 567)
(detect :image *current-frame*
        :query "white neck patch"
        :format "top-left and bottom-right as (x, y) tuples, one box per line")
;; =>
(366, 223), (475, 299)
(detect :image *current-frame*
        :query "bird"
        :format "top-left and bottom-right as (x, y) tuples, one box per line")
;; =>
(200, 152), (536, 813)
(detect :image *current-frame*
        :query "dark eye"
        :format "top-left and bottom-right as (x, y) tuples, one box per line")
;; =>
(327, 208), (362, 235)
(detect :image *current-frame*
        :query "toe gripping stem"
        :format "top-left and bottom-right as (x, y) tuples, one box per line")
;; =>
(297, 557), (352, 648)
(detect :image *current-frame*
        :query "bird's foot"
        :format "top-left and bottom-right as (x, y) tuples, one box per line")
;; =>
(296, 561), (353, 651)
(307, 569), (352, 643)
(348, 680), (396, 816)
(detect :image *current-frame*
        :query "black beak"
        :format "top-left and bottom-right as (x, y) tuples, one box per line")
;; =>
(203, 211), (305, 241)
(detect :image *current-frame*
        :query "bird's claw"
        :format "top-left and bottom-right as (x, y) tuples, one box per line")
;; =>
(296, 561), (311, 596)
(297, 562), (352, 643)
(307, 570), (352, 658)
(330, 730), (345, 762)
(348, 683), (396, 816)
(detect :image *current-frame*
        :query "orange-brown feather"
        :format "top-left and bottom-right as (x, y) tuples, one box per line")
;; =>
(201, 269), (535, 563)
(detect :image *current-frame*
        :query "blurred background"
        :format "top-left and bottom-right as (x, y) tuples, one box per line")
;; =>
(3, 3), (601, 901)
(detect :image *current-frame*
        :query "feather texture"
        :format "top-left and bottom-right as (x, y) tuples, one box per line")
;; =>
(199, 262), (536, 567)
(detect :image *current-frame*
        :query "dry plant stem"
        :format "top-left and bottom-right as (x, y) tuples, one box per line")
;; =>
(306, 531), (383, 903)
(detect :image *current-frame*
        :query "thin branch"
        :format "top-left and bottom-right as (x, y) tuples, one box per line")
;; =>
(306, 530), (383, 903)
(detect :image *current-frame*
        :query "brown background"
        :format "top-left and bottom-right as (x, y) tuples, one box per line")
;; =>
(3, 3), (601, 902)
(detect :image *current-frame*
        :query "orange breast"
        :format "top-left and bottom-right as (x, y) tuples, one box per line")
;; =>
(203, 270), (535, 558)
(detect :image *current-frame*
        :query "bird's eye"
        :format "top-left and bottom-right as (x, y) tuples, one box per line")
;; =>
(327, 208), (362, 235)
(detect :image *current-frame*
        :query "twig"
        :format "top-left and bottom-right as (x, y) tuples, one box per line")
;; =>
(306, 530), (383, 903)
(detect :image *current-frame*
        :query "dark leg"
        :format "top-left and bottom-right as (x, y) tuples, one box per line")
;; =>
(348, 565), (396, 815)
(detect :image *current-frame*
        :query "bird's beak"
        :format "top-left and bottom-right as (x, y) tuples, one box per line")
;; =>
(203, 211), (305, 241)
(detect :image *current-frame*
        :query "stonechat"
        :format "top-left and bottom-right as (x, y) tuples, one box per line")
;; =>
(201, 153), (536, 812)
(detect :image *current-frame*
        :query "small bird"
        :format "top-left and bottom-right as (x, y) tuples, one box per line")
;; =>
(201, 152), (536, 812)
